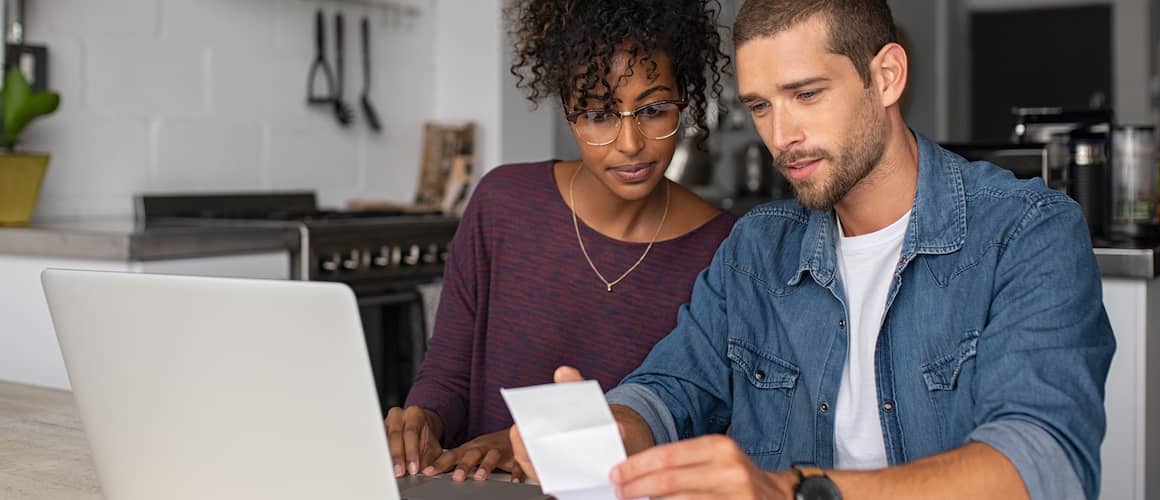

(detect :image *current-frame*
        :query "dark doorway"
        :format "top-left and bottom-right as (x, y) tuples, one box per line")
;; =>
(970, 5), (1113, 142)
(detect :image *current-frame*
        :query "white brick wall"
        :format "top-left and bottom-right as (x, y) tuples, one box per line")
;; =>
(19, 0), (435, 217)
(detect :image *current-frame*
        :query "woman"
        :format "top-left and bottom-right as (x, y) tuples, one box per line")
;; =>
(386, 0), (734, 483)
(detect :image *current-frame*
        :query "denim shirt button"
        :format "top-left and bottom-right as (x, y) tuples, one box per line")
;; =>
(838, 319), (846, 329)
(883, 401), (895, 413)
(754, 370), (765, 381)
(819, 401), (830, 413)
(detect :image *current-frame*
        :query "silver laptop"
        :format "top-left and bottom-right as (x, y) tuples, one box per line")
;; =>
(41, 269), (549, 500)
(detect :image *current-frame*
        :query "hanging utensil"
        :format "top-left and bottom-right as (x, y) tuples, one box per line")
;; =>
(359, 16), (382, 132)
(306, 9), (336, 105)
(360, 16), (382, 132)
(332, 12), (354, 127)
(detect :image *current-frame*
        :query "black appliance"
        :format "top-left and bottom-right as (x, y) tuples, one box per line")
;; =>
(942, 142), (1052, 182)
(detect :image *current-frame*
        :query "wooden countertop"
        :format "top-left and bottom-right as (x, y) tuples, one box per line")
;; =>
(0, 381), (535, 499)
(0, 381), (103, 499)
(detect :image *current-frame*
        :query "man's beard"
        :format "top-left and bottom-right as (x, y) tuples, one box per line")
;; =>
(773, 97), (888, 211)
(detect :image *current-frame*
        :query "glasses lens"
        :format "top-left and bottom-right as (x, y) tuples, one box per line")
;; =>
(636, 102), (681, 140)
(574, 110), (620, 145)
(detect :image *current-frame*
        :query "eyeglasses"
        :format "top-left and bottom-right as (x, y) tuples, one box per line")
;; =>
(565, 99), (688, 146)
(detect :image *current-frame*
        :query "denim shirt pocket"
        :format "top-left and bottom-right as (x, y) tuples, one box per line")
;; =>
(920, 330), (980, 441)
(726, 338), (799, 455)
(921, 330), (979, 390)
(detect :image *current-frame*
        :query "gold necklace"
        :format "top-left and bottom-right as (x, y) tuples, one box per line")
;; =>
(569, 164), (670, 292)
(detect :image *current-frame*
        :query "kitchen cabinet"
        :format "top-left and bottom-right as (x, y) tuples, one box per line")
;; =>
(1100, 275), (1160, 500)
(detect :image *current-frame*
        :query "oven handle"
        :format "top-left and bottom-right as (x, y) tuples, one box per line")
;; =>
(356, 291), (421, 307)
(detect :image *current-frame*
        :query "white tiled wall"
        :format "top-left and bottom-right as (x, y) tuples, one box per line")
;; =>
(20, 0), (435, 217)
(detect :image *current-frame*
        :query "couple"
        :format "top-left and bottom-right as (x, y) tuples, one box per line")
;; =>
(390, 1), (1115, 499)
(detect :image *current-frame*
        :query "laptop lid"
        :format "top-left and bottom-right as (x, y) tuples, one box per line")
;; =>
(41, 269), (400, 500)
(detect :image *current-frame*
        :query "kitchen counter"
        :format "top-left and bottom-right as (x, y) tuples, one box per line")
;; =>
(0, 381), (102, 499)
(0, 218), (300, 261)
(0, 218), (1156, 279)
(1093, 242), (1160, 280)
(0, 381), (534, 499)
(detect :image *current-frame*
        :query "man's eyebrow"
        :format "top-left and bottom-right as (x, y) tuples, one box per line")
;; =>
(778, 77), (830, 91)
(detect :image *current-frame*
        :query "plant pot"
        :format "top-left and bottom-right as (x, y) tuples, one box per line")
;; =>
(0, 153), (49, 227)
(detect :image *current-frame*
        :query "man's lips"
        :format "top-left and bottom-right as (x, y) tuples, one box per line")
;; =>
(784, 158), (821, 169)
(781, 158), (821, 181)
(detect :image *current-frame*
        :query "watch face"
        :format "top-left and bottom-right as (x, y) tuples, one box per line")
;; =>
(797, 476), (842, 500)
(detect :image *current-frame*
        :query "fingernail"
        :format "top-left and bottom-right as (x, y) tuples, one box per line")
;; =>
(609, 467), (620, 482)
(408, 461), (418, 475)
(452, 469), (466, 481)
(422, 466), (435, 476)
(394, 464), (403, 477)
(512, 477), (521, 484)
(474, 469), (486, 480)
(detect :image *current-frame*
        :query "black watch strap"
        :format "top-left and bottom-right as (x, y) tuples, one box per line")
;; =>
(793, 464), (842, 500)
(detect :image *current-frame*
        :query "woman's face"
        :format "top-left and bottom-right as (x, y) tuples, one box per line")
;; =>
(566, 50), (682, 202)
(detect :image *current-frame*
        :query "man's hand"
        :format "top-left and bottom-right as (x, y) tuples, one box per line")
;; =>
(422, 428), (526, 482)
(509, 366), (585, 482)
(610, 434), (798, 500)
(384, 406), (443, 477)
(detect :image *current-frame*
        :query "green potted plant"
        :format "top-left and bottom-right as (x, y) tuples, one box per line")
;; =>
(0, 66), (60, 227)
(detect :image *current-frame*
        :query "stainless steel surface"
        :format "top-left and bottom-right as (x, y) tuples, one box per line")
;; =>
(4, 0), (24, 44)
(1094, 244), (1160, 280)
(1110, 126), (1158, 236)
(0, 218), (299, 261)
(665, 127), (712, 187)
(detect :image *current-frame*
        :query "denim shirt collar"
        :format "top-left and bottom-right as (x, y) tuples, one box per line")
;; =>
(789, 130), (967, 287)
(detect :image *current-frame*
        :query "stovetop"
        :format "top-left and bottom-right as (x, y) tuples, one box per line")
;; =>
(138, 191), (445, 225)
(137, 192), (460, 283)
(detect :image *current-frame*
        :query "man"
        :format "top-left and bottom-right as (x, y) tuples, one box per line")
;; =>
(510, 1), (1115, 499)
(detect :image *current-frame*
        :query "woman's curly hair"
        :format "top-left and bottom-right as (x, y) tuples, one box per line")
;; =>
(507, 0), (730, 134)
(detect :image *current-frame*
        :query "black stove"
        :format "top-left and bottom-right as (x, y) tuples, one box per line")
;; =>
(138, 192), (460, 286)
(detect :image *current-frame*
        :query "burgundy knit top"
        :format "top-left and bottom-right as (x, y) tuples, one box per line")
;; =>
(405, 161), (736, 447)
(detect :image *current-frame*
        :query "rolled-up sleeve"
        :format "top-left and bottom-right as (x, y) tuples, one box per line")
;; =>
(606, 383), (680, 446)
(973, 197), (1115, 500)
(608, 235), (737, 441)
(969, 420), (1084, 500)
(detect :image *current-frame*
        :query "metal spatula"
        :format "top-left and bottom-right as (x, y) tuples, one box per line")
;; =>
(360, 16), (382, 132)
(332, 12), (354, 127)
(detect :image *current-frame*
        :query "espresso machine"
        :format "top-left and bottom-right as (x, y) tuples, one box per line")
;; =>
(1008, 108), (1159, 241)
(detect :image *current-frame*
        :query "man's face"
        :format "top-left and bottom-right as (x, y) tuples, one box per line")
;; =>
(736, 15), (888, 211)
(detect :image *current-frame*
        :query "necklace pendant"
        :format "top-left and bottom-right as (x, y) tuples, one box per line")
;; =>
(606, 284), (613, 292)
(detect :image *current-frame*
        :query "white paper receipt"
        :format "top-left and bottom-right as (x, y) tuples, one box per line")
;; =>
(501, 380), (634, 500)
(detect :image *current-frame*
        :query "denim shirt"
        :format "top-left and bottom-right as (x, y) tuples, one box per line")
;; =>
(606, 131), (1115, 500)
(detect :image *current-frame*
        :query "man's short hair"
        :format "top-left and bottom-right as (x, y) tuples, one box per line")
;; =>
(733, 0), (896, 86)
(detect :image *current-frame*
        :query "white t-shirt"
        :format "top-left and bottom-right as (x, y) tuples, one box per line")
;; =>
(833, 210), (911, 470)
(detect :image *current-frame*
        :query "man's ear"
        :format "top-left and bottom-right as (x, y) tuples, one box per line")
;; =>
(870, 42), (908, 108)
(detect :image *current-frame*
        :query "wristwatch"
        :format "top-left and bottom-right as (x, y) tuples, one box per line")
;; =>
(793, 464), (842, 500)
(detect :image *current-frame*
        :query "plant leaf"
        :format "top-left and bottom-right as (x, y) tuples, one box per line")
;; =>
(2, 66), (31, 135)
(7, 92), (60, 142)
(0, 67), (59, 150)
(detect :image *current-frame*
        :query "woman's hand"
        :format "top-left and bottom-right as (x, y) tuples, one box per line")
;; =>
(424, 429), (526, 482)
(384, 406), (443, 477)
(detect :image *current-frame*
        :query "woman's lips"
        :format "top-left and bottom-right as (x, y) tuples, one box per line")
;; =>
(608, 162), (656, 184)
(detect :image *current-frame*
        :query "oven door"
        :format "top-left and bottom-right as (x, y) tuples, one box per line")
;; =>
(356, 289), (427, 415)
(942, 142), (1050, 181)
